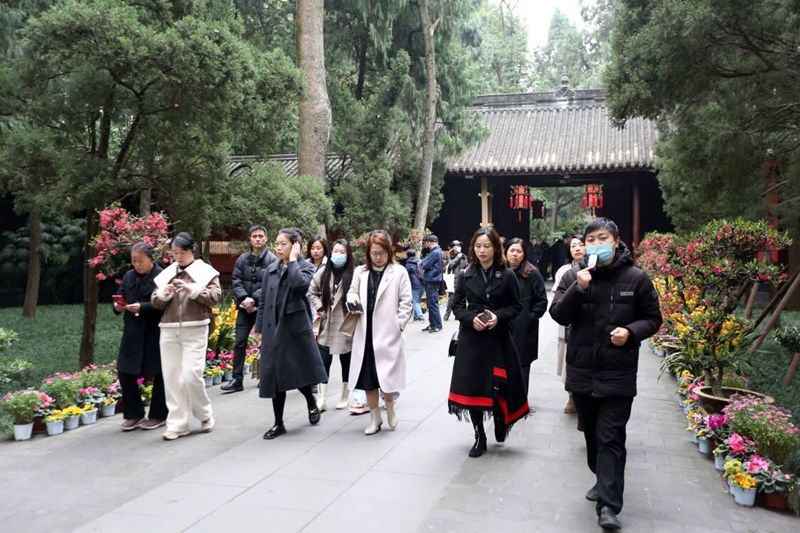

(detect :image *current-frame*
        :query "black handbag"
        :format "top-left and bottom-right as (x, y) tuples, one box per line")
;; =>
(448, 328), (459, 357)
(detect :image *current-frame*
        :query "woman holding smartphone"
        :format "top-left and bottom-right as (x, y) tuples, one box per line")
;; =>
(114, 242), (167, 431)
(448, 227), (527, 458)
(255, 228), (328, 439)
(151, 233), (221, 441)
(307, 238), (355, 411)
(347, 230), (412, 435)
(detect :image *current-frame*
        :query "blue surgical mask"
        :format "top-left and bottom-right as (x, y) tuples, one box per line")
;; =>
(585, 243), (614, 265)
(330, 253), (347, 267)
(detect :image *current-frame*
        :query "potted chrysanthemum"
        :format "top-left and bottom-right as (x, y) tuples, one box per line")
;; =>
(45, 409), (68, 436)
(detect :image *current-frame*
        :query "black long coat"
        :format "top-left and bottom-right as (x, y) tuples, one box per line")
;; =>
(510, 265), (548, 365)
(115, 266), (163, 376)
(448, 263), (529, 427)
(255, 258), (327, 398)
(549, 243), (662, 398)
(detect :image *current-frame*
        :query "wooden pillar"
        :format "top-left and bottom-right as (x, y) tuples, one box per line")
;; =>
(632, 180), (640, 249)
(480, 177), (491, 227)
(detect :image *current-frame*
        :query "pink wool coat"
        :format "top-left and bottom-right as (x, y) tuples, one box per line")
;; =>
(347, 263), (413, 393)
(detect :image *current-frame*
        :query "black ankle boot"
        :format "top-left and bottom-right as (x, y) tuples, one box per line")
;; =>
(468, 427), (487, 458)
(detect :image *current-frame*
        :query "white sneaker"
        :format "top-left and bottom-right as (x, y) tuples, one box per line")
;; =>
(162, 428), (191, 441)
(201, 417), (215, 433)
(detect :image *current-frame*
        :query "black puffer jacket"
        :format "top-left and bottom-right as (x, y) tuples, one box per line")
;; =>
(549, 242), (662, 398)
(231, 248), (278, 306)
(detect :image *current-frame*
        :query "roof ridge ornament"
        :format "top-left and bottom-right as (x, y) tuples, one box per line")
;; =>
(555, 67), (575, 100)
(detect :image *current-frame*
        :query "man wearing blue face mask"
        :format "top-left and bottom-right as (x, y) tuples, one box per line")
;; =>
(549, 218), (662, 531)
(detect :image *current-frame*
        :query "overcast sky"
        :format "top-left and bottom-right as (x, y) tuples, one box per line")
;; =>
(495, 0), (586, 51)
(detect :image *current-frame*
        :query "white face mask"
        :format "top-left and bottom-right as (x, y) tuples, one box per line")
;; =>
(454, 246), (461, 254)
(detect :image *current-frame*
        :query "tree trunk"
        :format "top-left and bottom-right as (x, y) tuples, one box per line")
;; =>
(413, 0), (439, 236)
(297, 0), (331, 184)
(139, 183), (152, 216)
(79, 212), (99, 368)
(21, 210), (42, 318)
(549, 187), (560, 231)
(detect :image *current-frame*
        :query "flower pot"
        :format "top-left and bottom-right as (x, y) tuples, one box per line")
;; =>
(100, 402), (117, 417)
(762, 492), (789, 510)
(12, 423), (34, 441)
(46, 419), (64, 436)
(698, 437), (711, 455)
(64, 415), (80, 430)
(733, 486), (756, 506)
(714, 454), (726, 471)
(80, 409), (98, 425)
(694, 386), (774, 414)
(32, 417), (46, 434)
(204, 376), (214, 387)
(727, 477), (733, 490)
(690, 429), (698, 444)
(212, 374), (222, 385)
(223, 371), (233, 381)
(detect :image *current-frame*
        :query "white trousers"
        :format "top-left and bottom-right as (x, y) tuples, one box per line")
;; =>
(159, 326), (212, 432)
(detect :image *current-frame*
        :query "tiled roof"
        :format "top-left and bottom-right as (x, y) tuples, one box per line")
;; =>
(447, 90), (658, 175)
(228, 154), (352, 180)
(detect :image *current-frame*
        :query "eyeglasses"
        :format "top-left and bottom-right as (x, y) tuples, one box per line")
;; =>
(369, 251), (388, 258)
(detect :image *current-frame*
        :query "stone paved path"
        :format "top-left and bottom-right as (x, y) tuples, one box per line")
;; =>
(1, 292), (797, 532)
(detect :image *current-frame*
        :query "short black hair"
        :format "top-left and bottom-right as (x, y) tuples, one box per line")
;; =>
(172, 232), (196, 251)
(583, 218), (619, 239)
(248, 224), (267, 237)
(406, 248), (416, 257)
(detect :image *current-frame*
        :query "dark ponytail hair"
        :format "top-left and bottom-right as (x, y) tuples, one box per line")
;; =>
(277, 227), (302, 246)
(172, 232), (196, 252)
(505, 237), (536, 278)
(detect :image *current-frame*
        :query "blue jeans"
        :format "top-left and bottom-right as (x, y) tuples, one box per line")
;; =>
(424, 281), (442, 329)
(411, 287), (425, 319)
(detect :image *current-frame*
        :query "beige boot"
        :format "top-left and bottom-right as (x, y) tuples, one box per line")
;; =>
(563, 393), (576, 414)
(364, 407), (383, 435)
(316, 383), (327, 412)
(385, 399), (398, 430)
(336, 383), (349, 410)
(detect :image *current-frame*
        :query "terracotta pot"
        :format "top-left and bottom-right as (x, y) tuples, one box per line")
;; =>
(762, 492), (789, 510)
(694, 386), (774, 414)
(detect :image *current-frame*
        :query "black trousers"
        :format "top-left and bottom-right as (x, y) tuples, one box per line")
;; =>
(572, 394), (633, 515)
(119, 372), (168, 420)
(317, 344), (351, 384)
(233, 309), (258, 382)
(521, 363), (531, 394)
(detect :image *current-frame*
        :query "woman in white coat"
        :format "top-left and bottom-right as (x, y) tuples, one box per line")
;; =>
(347, 230), (412, 435)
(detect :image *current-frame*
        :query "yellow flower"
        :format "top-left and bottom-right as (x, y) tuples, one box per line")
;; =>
(733, 473), (757, 490)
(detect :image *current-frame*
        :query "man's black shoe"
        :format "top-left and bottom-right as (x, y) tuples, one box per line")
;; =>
(422, 325), (432, 331)
(263, 424), (286, 440)
(598, 506), (621, 530)
(585, 484), (598, 501)
(308, 407), (321, 425)
(429, 327), (442, 333)
(221, 379), (243, 392)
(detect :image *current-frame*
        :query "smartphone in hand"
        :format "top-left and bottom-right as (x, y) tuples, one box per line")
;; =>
(346, 301), (364, 313)
(587, 254), (598, 270)
(480, 309), (493, 323)
(112, 294), (129, 307)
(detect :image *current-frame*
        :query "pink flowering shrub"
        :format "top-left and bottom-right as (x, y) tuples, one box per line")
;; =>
(723, 395), (800, 464)
(89, 204), (170, 281)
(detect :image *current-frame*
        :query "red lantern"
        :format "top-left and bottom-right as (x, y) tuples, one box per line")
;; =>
(509, 186), (531, 222)
(582, 184), (603, 217)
